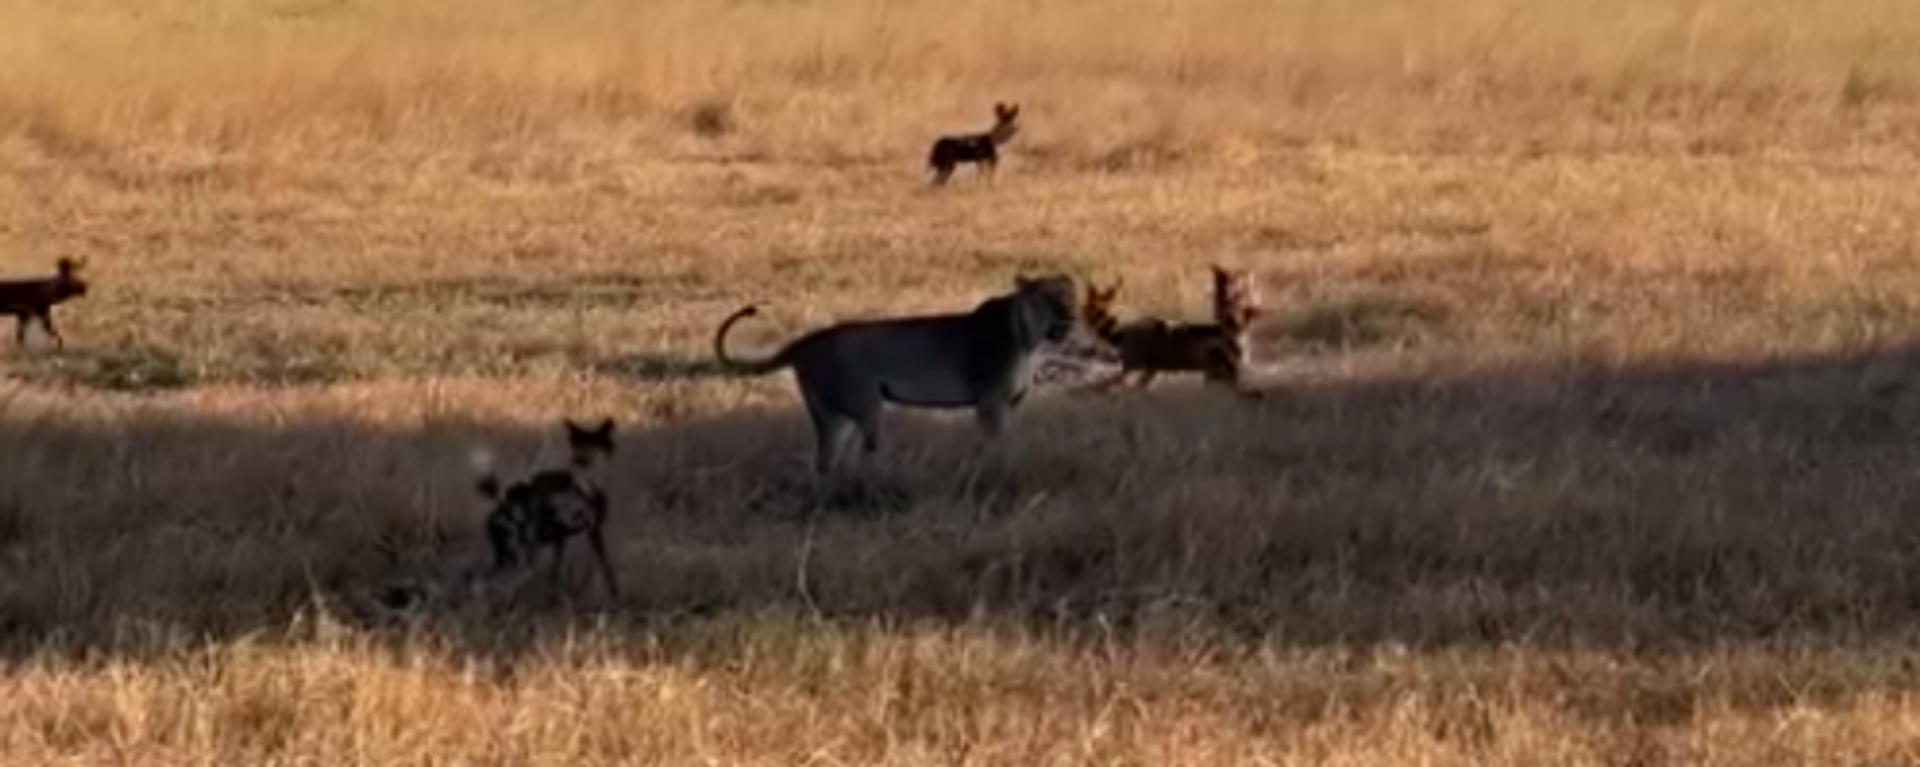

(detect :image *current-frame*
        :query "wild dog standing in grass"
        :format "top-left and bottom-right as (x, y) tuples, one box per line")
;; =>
(1079, 265), (1265, 397)
(927, 102), (1021, 186)
(712, 274), (1079, 474)
(0, 257), (89, 349)
(475, 418), (620, 599)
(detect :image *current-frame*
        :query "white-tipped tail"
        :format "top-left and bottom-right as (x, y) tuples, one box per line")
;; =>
(468, 446), (496, 476)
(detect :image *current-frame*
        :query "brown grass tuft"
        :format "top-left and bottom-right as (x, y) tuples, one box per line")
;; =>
(683, 98), (737, 140)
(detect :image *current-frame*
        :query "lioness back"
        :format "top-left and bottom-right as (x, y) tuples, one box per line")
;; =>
(797, 307), (1030, 408)
(787, 311), (983, 407)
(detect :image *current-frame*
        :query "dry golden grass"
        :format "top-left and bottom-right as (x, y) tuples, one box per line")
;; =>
(8, 0), (1920, 763)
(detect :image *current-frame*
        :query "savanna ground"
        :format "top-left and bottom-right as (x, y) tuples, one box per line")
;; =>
(6, 0), (1920, 763)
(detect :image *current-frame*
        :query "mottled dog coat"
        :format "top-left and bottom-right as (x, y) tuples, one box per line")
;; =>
(927, 102), (1021, 185)
(476, 418), (620, 599)
(1080, 265), (1263, 396)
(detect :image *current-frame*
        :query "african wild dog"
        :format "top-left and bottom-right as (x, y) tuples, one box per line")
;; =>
(927, 102), (1021, 186)
(0, 257), (89, 348)
(1079, 265), (1265, 398)
(476, 418), (620, 599)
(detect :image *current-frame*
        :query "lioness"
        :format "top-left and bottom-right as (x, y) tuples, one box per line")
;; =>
(713, 274), (1078, 474)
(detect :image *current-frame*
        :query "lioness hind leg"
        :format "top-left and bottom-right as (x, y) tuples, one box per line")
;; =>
(854, 409), (882, 457)
(803, 397), (853, 475)
(807, 382), (889, 474)
(812, 418), (854, 475)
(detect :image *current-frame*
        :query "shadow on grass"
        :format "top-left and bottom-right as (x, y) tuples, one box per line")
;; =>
(590, 352), (738, 383)
(3, 344), (204, 393)
(7, 336), (1920, 663)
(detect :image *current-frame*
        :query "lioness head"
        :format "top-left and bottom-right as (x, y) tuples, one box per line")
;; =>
(1013, 273), (1078, 344)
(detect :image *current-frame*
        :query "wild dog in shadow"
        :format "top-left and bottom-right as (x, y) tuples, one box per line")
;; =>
(1079, 265), (1266, 398)
(927, 102), (1021, 186)
(475, 418), (621, 600)
(0, 257), (89, 348)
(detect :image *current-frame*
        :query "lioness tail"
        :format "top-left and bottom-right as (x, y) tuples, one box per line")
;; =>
(713, 304), (792, 375)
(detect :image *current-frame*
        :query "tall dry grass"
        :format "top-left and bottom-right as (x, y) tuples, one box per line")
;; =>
(7, 0), (1920, 764)
(4, 0), (1920, 160)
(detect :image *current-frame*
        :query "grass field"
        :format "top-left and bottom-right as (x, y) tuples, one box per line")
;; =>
(8, 0), (1920, 763)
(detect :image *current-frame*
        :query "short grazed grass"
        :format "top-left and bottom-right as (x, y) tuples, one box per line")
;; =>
(6, 0), (1920, 763)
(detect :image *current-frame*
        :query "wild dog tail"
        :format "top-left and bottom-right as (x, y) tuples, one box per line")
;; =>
(470, 447), (502, 500)
(713, 304), (793, 376)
